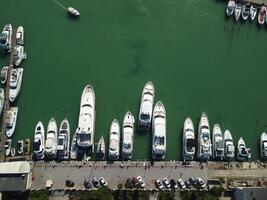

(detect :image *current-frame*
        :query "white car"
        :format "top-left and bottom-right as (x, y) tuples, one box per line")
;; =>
(137, 176), (145, 188)
(155, 179), (164, 190)
(163, 178), (171, 189)
(177, 178), (186, 190)
(99, 177), (107, 186)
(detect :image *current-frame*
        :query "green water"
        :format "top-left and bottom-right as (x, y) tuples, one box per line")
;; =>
(1, 0), (267, 161)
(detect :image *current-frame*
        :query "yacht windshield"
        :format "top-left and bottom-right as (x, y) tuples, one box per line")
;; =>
(33, 140), (41, 151)
(123, 143), (131, 150)
(140, 113), (150, 121)
(58, 138), (64, 145)
(79, 134), (90, 142)
(155, 136), (164, 146)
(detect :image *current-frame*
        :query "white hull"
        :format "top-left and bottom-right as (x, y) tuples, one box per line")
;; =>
(260, 132), (267, 160)
(212, 124), (224, 160)
(77, 84), (95, 149)
(224, 130), (235, 161)
(0, 88), (4, 115)
(138, 82), (155, 130)
(122, 111), (135, 160)
(17, 140), (24, 155)
(97, 136), (105, 160)
(14, 45), (26, 66)
(16, 26), (24, 45)
(5, 139), (11, 157)
(109, 119), (120, 161)
(183, 117), (195, 161)
(152, 101), (166, 160)
(34, 121), (45, 160)
(235, 4), (242, 21)
(1, 66), (8, 84)
(45, 118), (58, 159)
(258, 6), (266, 25)
(5, 107), (18, 138)
(70, 132), (78, 160)
(197, 112), (212, 161)
(250, 6), (257, 21)
(242, 5), (250, 20)
(9, 68), (23, 102)
(237, 137), (251, 161)
(0, 24), (12, 52)
(68, 7), (80, 16)
(226, 0), (235, 16)
(58, 119), (70, 160)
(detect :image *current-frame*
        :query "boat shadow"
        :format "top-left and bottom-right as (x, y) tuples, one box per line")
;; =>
(67, 13), (80, 20)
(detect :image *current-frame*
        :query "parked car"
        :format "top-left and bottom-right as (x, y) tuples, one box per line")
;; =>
(99, 177), (108, 186)
(163, 178), (171, 189)
(65, 180), (74, 187)
(195, 177), (205, 189)
(170, 179), (178, 189)
(177, 178), (186, 190)
(155, 179), (164, 190)
(189, 177), (197, 186)
(185, 179), (192, 189)
(92, 177), (100, 188)
(84, 179), (92, 189)
(132, 177), (139, 187)
(137, 176), (145, 188)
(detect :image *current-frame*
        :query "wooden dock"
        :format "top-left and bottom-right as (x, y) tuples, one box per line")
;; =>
(0, 29), (16, 162)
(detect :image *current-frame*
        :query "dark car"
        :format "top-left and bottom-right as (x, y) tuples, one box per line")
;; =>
(92, 177), (100, 188)
(185, 179), (192, 189)
(189, 177), (197, 186)
(84, 179), (92, 189)
(65, 180), (74, 187)
(170, 179), (178, 189)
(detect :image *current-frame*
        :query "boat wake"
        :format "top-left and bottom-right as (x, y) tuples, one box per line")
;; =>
(53, 0), (67, 10)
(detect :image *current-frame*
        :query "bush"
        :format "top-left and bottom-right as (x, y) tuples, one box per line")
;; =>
(210, 186), (224, 197)
(29, 190), (49, 200)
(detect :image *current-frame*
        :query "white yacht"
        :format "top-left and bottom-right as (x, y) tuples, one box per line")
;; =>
(33, 121), (45, 160)
(67, 7), (80, 17)
(14, 45), (26, 66)
(226, 0), (235, 16)
(109, 119), (120, 161)
(17, 140), (24, 155)
(57, 119), (70, 160)
(224, 130), (235, 161)
(197, 112), (212, 161)
(0, 24), (12, 52)
(70, 132), (78, 160)
(183, 117), (195, 161)
(0, 88), (4, 115)
(45, 118), (58, 159)
(9, 68), (23, 102)
(260, 132), (267, 161)
(16, 26), (24, 45)
(76, 85), (95, 152)
(258, 6), (266, 25)
(212, 124), (224, 160)
(5, 107), (18, 138)
(4, 139), (11, 157)
(250, 5), (257, 21)
(1, 66), (8, 84)
(234, 3), (242, 21)
(152, 101), (166, 160)
(138, 82), (155, 131)
(237, 137), (251, 161)
(242, 4), (250, 20)
(97, 136), (105, 160)
(122, 111), (135, 160)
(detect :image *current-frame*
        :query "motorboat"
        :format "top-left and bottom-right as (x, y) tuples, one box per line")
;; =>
(138, 82), (155, 131)
(76, 85), (95, 152)
(109, 119), (120, 161)
(96, 136), (105, 160)
(1, 66), (8, 84)
(258, 6), (266, 24)
(16, 26), (24, 45)
(250, 5), (257, 21)
(242, 4), (250, 20)
(237, 137), (251, 161)
(13, 45), (26, 66)
(9, 68), (23, 102)
(152, 101), (166, 160)
(70, 132), (78, 160)
(4, 139), (11, 157)
(0, 88), (4, 115)
(197, 112), (212, 161)
(234, 3), (242, 21)
(260, 132), (267, 160)
(24, 139), (30, 155)
(212, 124), (224, 160)
(224, 130), (235, 161)
(17, 140), (24, 155)
(45, 118), (58, 159)
(226, 0), (236, 16)
(57, 119), (70, 160)
(5, 107), (18, 138)
(67, 7), (80, 17)
(33, 121), (45, 160)
(183, 117), (195, 161)
(122, 111), (135, 160)
(0, 24), (12, 52)
(11, 148), (15, 157)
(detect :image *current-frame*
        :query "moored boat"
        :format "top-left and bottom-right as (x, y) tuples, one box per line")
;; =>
(34, 121), (45, 160)
(260, 132), (267, 160)
(96, 136), (105, 160)
(1, 66), (8, 84)
(4, 139), (11, 157)
(197, 112), (212, 161)
(138, 82), (155, 131)
(224, 130), (235, 161)
(0, 88), (4, 115)
(226, 0), (236, 16)
(45, 118), (58, 159)
(109, 119), (120, 161)
(122, 111), (135, 160)
(70, 132), (78, 160)
(242, 4), (250, 20)
(5, 107), (18, 138)
(9, 68), (23, 102)
(17, 140), (24, 155)
(57, 119), (70, 160)
(76, 84), (95, 152)
(24, 139), (30, 155)
(67, 7), (80, 17)
(11, 148), (15, 157)
(258, 6), (266, 24)
(13, 45), (26, 66)
(237, 137), (251, 161)
(250, 5), (257, 21)
(16, 26), (24, 45)
(183, 117), (195, 161)
(152, 101), (166, 160)
(234, 3), (242, 21)
(212, 124), (224, 160)
(0, 24), (12, 52)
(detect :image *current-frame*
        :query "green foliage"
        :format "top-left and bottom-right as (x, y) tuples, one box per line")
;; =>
(77, 187), (114, 200)
(210, 186), (224, 197)
(180, 190), (219, 200)
(117, 183), (123, 190)
(157, 191), (175, 200)
(29, 190), (49, 200)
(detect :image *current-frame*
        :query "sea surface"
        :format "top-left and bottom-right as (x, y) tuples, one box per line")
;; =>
(1, 0), (267, 160)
